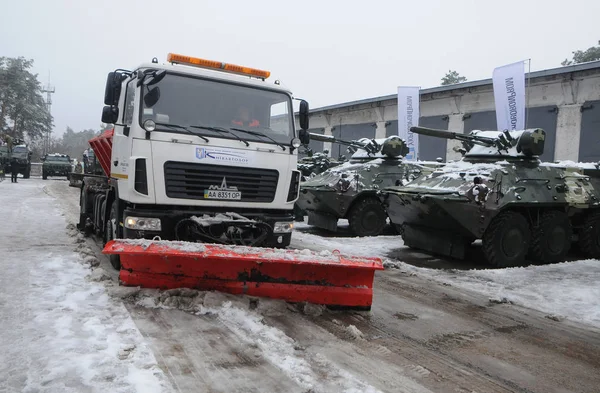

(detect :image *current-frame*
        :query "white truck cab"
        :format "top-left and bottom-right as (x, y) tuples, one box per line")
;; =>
(87, 53), (311, 253)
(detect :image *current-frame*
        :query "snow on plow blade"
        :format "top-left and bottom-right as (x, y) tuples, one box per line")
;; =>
(103, 240), (384, 309)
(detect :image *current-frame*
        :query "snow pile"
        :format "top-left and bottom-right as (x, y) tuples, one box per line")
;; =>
(111, 238), (207, 253)
(408, 260), (600, 329)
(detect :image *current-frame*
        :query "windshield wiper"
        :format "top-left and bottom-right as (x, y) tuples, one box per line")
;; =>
(155, 122), (209, 143)
(230, 127), (286, 151)
(189, 125), (250, 147)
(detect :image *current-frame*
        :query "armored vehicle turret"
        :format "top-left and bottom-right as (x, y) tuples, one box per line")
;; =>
(296, 133), (443, 236)
(382, 126), (600, 267)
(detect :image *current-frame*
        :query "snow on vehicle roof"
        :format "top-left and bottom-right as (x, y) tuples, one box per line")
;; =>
(403, 160), (506, 190)
(543, 160), (600, 170)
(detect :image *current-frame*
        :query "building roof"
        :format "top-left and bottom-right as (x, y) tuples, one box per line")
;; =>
(308, 60), (600, 114)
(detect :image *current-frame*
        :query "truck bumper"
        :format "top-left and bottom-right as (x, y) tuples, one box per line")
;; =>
(121, 207), (294, 247)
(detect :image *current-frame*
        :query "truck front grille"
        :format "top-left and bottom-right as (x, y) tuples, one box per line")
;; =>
(164, 161), (279, 202)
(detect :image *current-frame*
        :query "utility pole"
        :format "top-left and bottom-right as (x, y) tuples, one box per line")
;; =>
(41, 78), (55, 155)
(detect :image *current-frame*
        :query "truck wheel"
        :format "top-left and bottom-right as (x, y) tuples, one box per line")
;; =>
(105, 200), (121, 270)
(348, 197), (387, 237)
(483, 211), (530, 267)
(42, 172), (47, 180)
(23, 168), (30, 179)
(529, 211), (572, 263)
(578, 211), (600, 258)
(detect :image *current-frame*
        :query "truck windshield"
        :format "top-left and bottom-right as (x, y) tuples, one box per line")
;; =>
(140, 73), (294, 145)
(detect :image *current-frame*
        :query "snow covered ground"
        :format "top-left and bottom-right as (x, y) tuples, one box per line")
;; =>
(293, 221), (600, 330)
(407, 260), (600, 329)
(0, 180), (173, 393)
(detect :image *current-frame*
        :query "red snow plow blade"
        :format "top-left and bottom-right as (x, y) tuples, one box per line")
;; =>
(103, 240), (384, 309)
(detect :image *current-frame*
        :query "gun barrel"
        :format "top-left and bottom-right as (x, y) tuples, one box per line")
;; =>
(308, 132), (372, 150)
(410, 126), (458, 140)
(308, 132), (336, 143)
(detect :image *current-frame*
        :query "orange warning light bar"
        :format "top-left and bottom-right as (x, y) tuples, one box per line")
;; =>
(167, 53), (271, 79)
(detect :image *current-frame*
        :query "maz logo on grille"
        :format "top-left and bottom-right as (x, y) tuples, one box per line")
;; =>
(196, 147), (251, 165)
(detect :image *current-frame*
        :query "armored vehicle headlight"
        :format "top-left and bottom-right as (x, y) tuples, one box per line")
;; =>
(125, 216), (161, 231)
(143, 119), (156, 132)
(291, 138), (301, 148)
(273, 221), (294, 233)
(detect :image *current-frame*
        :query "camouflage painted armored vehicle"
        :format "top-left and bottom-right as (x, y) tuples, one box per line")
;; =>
(382, 126), (600, 267)
(297, 133), (443, 236)
(297, 149), (346, 180)
(42, 153), (72, 180)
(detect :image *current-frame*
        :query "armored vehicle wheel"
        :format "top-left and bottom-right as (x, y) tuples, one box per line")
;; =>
(106, 200), (121, 270)
(529, 211), (572, 263)
(348, 197), (387, 237)
(579, 211), (600, 258)
(483, 211), (530, 267)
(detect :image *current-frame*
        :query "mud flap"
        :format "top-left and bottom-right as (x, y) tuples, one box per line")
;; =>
(403, 225), (467, 259)
(307, 211), (338, 232)
(103, 240), (384, 309)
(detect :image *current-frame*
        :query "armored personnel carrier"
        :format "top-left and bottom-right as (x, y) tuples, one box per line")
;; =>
(382, 126), (600, 267)
(297, 133), (443, 236)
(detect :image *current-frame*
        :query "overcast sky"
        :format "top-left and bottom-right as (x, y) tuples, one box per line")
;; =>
(1, 0), (599, 137)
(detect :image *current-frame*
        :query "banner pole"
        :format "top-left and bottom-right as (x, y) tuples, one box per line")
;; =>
(526, 59), (531, 129)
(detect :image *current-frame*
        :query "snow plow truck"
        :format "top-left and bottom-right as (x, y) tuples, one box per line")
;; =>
(78, 53), (383, 309)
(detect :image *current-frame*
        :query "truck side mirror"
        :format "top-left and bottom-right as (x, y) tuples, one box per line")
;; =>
(299, 100), (309, 131)
(104, 72), (122, 106)
(101, 106), (119, 124)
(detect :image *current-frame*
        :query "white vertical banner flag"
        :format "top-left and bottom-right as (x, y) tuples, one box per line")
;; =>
(492, 61), (526, 131)
(397, 86), (420, 160)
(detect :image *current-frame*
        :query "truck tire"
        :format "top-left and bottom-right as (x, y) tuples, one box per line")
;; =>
(579, 211), (600, 258)
(105, 200), (121, 270)
(529, 210), (572, 263)
(42, 171), (47, 180)
(348, 197), (387, 237)
(23, 166), (30, 179)
(483, 211), (530, 267)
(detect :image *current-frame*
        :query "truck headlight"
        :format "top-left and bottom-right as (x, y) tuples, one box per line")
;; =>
(125, 216), (162, 231)
(273, 221), (294, 233)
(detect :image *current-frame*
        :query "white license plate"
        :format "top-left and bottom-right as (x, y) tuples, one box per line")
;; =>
(203, 190), (242, 200)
